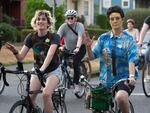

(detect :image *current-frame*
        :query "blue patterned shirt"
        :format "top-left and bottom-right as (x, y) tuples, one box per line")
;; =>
(92, 31), (139, 86)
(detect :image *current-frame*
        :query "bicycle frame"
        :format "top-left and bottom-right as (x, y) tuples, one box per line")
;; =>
(80, 76), (134, 113)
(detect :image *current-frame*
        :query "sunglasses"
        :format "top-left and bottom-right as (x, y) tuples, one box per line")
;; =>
(109, 17), (121, 21)
(67, 17), (74, 20)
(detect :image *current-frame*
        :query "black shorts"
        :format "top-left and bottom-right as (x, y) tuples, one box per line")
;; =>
(115, 81), (135, 95)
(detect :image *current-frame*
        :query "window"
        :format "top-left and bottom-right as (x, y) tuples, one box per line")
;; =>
(84, 1), (88, 16)
(103, 0), (111, 8)
(122, 0), (130, 8)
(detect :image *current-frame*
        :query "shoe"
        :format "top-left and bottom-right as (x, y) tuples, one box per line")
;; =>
(73, 85), (80, 94)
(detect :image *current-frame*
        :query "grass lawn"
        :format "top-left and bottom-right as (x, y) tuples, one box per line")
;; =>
(0, 43), (34, 65)
(0, 42), (99, 75)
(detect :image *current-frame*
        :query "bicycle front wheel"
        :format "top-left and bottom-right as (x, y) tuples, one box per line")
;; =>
(53, 100), (67, 113)
(128, 100), (134, 113)
(81, 59), (91, 81)
(0, 74), (5, 95)
(142, 63), (150, 97)
(9, 100), (31, 113)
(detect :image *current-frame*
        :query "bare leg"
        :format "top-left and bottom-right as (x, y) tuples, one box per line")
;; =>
(115, 90), (129, 113)
(30, 75), (41, 107)
(43, 75), (59, 113)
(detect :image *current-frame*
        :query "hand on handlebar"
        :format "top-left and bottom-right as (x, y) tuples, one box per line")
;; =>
(73, 47), (79, 53)
(34, 68), (45, 87)
(128, 77), (136, 85)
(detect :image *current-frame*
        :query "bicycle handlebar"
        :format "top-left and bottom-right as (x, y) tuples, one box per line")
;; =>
(0, 63), (45, 87)
(80, 75), (129, 89)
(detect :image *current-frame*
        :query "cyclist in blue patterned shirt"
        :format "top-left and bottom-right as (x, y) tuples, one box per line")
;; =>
(85, 5), (139, 113)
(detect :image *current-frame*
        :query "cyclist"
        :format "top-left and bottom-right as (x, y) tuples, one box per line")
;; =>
(6, 10), (61, 113)
(84, 5), (139, 113)
(138, 16), (150, 46)
(57, 9), (86, 94)
(124, 18), (140, 43)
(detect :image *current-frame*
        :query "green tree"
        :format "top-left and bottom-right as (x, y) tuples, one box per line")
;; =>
(24, 0), (65, 30)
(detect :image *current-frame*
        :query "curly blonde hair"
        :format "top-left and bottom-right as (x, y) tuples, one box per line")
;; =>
(31, 10), (55, 32)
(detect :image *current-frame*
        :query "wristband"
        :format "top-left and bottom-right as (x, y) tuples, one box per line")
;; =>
(129, 74), (134, 78)
(76, 46), (80, 49)
(13, 51), (19, 55)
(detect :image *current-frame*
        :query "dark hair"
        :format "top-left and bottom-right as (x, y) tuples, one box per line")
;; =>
(107, 5), (124, 19)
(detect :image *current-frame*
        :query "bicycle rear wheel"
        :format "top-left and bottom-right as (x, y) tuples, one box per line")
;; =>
(0, 74), (5, 95)
(142, 63), (150, 97)
(9, 100), (31, 113)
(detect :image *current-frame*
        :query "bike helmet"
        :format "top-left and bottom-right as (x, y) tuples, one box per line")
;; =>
(65, 10), (77, 17)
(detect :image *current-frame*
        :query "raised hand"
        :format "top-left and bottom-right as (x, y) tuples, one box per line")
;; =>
(5, 42), (18, 54)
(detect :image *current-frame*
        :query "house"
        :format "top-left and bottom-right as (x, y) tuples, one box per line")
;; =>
(0, 0), (150, 26)
(66, 0), (150, 25)
(0, 0), (25, 26)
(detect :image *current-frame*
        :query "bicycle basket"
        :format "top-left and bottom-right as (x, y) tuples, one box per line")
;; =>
(91, 84), (113, 111)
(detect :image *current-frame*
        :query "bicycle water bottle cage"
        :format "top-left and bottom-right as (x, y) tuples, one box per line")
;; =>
(91, 84), (113, 111)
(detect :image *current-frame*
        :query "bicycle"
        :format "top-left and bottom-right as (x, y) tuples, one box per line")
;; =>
(59, 49), (91, 98)
(0, 63), (10, 94)
(0, 61), (24, 95)
(139, 41), (150, 97)
(0, 64), (67, 113)
(79, 75), (134, 113)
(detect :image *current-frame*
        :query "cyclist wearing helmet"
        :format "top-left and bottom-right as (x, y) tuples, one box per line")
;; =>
(57, 9), (86, 94)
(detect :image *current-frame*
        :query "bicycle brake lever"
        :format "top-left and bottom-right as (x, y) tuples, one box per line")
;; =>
(1, 67), (9, 86)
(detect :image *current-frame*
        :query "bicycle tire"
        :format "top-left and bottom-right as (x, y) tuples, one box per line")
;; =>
(53, 101), (67, 113)
(9, 100), (31, 113)
(53, 91), (67, 113)
(128, 100), (134, 113)
(0, 75), (5, 95)
(81, 60), (91, 81)
(142, 63), (150, 97)
(62, 67), (72, 89)
(116, 100), (134, 113)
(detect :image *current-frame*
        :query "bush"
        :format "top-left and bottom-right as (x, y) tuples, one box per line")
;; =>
(0, 22), (18, 42)
(20, 29), (34, 42)
(86, 28), (109, 40)
(96, 14), (110, 29)
(123, 8), (150, 30)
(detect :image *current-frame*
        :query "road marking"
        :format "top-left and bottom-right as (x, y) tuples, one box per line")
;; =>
(131, 93), (145, 96)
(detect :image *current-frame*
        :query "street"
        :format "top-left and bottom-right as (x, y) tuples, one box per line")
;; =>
(0, 64), (150, 113)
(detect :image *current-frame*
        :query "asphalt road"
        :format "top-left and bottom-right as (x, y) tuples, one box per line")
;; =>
(0, 64), (150, 113)
(1, 31), (150, 113)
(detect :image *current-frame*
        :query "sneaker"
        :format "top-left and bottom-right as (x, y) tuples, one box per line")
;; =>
(73, 85), (80, 94)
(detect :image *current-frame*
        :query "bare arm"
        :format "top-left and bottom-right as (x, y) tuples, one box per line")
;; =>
(40, 44), (58, 71)
(139, 23), (149, 44)
(128, 62), (136, 85)
(5, 42), (29, 61)
(135, 29), (140, 42)
(84, 31), (95, 60)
